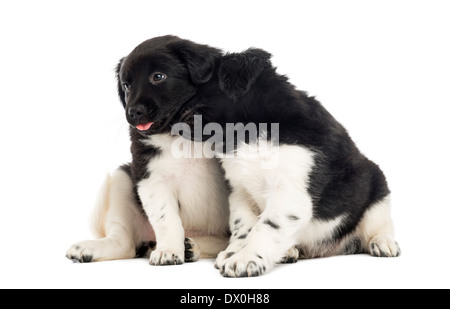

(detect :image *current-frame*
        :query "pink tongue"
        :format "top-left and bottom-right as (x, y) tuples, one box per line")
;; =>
(136, 122), (153, 131)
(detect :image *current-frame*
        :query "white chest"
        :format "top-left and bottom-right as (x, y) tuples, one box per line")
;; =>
(138, 134), (229, 234)
(220, 141), (316, 210)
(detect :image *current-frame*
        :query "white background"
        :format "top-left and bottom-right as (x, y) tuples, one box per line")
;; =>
(1, 0), (449, 289)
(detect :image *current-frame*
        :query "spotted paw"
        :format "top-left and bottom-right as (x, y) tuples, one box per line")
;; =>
(149, 249), (184, 265)
(66, 238), (135, 263)
(219, 250), (268, 277)
(369, 234), (401, 257)
(214, 250), (235, 269)
(66, 242), (95, 263)
(184, 237), (200, 262)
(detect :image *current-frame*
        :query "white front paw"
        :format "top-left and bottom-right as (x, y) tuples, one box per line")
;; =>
(214, 250), (236, 270)
(214, 239), (246, 270)
(218, 249), (269, 277)
(149, 249), (184, 265)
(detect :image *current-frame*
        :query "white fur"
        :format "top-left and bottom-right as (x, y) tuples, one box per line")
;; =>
(295, 215), (346, 256)
(139, 134), (229, 235)
(355, 195), (400, 257)
(137, 134), (230, 264)
(215, 139), (399, 276)
(67, 134), (398, 270)
(67, 133), (230, 264)
(67, 169), (153, 262)
(216, 140), (317, 276)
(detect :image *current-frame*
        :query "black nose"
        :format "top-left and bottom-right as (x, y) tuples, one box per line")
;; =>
(128, 104), (145, 121)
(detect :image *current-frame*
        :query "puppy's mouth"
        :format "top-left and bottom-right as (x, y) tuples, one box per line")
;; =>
(133, 114), (173, 133)
(132, 100), (194, 134)
(136, 122), (154, 131)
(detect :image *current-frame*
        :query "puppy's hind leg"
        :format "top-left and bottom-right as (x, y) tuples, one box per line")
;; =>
(356, 195), (401, 258)
(66, 167), (153, 262)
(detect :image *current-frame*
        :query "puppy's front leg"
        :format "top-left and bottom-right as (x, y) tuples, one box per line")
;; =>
(220, 185), (313, 277)
(138, 180), (185, 265)
(215, 188), (259, 269)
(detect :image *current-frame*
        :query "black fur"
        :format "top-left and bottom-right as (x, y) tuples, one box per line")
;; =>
(115, 35), (390, 247)
(263, 219), (280, 230)
(219, 48), (272, 100)
(115, 36), (221, 186)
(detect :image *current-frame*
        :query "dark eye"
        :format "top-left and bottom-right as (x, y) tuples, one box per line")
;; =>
(151, 72), (167, 83)
(122, 82), (131, 92)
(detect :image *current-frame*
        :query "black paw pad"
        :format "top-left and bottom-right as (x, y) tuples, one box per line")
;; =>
(184, 237), (200, 262)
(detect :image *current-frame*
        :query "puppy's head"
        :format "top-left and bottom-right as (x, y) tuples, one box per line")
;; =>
(115, 35), (222, 133)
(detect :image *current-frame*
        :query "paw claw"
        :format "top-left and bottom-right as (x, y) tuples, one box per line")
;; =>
(219, 250), (268, 277)
(215, 251), (234, 269)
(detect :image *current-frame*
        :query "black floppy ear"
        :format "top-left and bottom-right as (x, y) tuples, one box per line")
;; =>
(219, 48), (272, 100)
(115, 57), (126, 108)
(169, 40), (222, 85)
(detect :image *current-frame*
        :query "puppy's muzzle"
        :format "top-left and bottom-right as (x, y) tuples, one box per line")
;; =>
(128, 104), (146, 122)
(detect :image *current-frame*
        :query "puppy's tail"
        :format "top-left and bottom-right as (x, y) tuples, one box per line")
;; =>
(90, 173), (112, 239)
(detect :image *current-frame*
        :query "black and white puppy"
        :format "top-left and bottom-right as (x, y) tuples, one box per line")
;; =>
(180, 37), (401, 277)
(66, 39), (231, 265)
(105, 35), (398, 277)
(68, 35), (400, 278)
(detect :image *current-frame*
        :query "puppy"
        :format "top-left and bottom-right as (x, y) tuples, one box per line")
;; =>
(66, 40), (231, 265)
(69, 35), (400, 278)
(102, 35), (399, 277)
